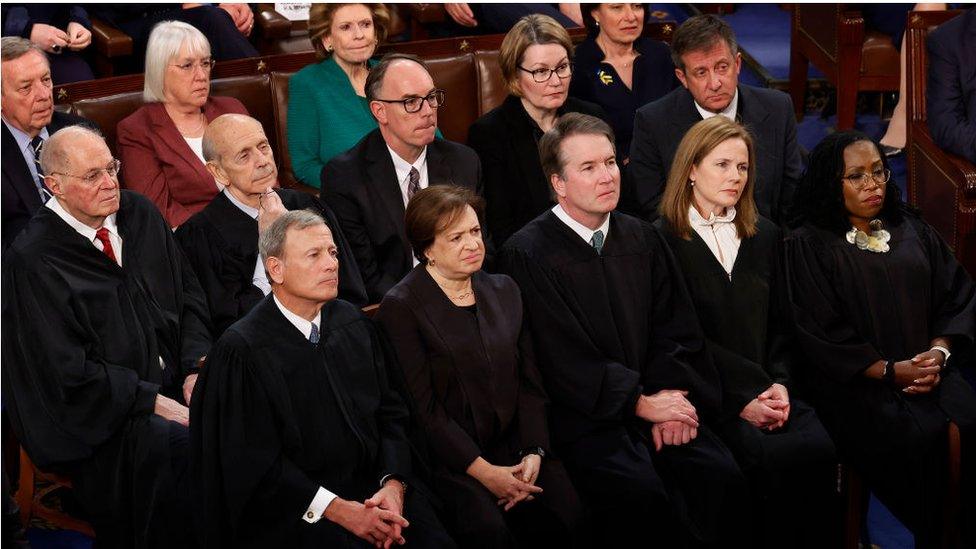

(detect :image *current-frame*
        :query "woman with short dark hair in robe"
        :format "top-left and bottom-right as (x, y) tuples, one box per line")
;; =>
(786, 130), (976, 548)
(376, 185), (583, 549)
(655, 116), (837, 548)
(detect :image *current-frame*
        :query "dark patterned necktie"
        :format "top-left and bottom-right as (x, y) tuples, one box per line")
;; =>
(407, 167), (420, 201)
(30, 135), (50, 199)
(590, 230), (605, 254)
(309, 322), (320, 345)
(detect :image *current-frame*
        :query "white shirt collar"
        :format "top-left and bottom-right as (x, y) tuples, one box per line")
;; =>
(689, 205), (737, 227)
(387, 145), (428, 186)
(223, 188), (259, 219)
(46, 196), (120, 243)
(552, 204), (611, 245)
(694, 88), (739, 122)
(2, 116), (49, 153)
(272, 294), (321, 340)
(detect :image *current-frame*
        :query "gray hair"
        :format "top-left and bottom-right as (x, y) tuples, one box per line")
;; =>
(670, 14), (739, 71)
(259, 209), (328, 262)
(1, 36), (46, 63)
(39, 125), (105, 176)
(143, 20), (211, 103)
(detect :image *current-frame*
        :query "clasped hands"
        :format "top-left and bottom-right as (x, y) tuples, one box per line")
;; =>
(467, 454), (543, 512)
(888, 349), (945, 395)
(635, 389), (700, 451)
(739, 383), (790, 431)
(326, 480), (409, 548)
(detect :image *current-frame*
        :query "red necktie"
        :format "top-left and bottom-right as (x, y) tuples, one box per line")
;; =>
(95, 227), (118, 264)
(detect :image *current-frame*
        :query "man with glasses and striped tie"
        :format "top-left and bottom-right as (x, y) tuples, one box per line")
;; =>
(1, 36), (96, 250)
(2, 125), (211, 547)
(322, 52), (483, 304)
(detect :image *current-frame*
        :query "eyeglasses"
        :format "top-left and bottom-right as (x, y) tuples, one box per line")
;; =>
(843, 168), (891, 191)
(518, 62), (573, 83)
(172, 58), (215, 73)
(51, 159), (122, 186)
(373, 89), (446, 113)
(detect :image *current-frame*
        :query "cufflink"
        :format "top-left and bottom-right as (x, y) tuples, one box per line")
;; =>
(306, 511), (314, 519)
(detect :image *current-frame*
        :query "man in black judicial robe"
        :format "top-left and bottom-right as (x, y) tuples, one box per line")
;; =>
(497, 113), (747, 547)
(176, 114), (367, 338)
(190, 210), (455, 549)
(2, 126), (210, 548)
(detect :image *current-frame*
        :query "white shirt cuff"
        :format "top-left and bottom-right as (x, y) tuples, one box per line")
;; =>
(302, 486), (338, 524)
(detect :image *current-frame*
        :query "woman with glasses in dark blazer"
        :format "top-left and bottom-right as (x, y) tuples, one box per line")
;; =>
(376, 186), (583, 549)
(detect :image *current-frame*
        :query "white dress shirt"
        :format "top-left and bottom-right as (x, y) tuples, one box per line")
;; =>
(271, 295), (336, 523)
(388, 145), (428, 266)
(694, 88), (739, 122)
(552, 204), (611, 246)
(689, 206), (741, 278)
(46, 197), (123, 266)
(223, 189), (271, 296)
(3, 116), (50, 200)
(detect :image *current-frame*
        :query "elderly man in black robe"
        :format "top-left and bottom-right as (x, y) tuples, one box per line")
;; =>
(1, 125), (211, 548)
(190, 209), (456, 548)
(498, 113), (748, 547)
(176, 114), (367, 339)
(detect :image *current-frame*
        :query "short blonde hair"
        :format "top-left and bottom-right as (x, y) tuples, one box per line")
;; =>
(143, 21), (211, 103)
(307, 3), (390, 61)
(659, 116), (758, 239)
(499, 14), (573, 96)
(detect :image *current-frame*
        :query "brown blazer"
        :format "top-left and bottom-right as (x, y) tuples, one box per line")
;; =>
(116, 96), (248, 228)
(375, 266), (550, 473)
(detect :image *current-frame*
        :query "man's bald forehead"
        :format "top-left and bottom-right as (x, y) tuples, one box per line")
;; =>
(203, 114), (265, 162)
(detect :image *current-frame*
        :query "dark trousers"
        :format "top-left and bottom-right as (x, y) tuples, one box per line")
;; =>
(118, 6), (259, 66)
(718, 399), (840, 548)
(559, 423), (749, 548)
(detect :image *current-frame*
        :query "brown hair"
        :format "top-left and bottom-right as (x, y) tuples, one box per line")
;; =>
(660, 116), (757, 239)
(670, 14), (739, 71)
(499, 14), (574, 96)
(539, 112), (615, 180)
(405, 186), (485, 264)
(307, 3), (390, 60)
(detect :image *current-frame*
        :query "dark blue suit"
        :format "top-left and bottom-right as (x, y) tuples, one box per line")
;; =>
(926, 8), (976, 164)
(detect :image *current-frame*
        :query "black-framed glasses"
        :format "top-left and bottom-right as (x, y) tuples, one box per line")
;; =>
(373, 89), (446, 113)
(51, 159), (122, 186)
(843, 168), (891, 191)
(518, 62), (573, 83)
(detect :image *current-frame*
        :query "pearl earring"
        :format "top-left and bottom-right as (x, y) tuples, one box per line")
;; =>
(428, 258), (436, 267)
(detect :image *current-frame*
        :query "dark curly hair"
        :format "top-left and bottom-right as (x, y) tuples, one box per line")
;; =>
(789, 130), (911, 233)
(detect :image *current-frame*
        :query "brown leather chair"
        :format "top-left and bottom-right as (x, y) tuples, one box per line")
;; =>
(789, 4), (900, 130)
(905, 9), (975, 276)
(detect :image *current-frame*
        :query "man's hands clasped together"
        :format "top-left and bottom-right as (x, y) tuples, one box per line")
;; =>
(635, 389), (700, 451)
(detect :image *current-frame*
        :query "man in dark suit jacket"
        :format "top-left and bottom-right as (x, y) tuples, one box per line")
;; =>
(926, 7), (976, 164)
(1, 37), (94, 250)
(626, 15), (803, 224)
(322, 53), (482, 303)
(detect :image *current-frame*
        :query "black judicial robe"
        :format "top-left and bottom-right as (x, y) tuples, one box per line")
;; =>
(175, 189), (368, 338)
(787, 213), (976, 545)
(191, 297), (436, 548)
(1, 191), (211, 547)
(497, 210), (721, 443)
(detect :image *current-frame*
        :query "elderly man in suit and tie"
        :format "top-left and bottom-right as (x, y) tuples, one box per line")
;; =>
(626, 15), (803, 225)
(1, 36), (94, 250)
(321, 52), (483, 303)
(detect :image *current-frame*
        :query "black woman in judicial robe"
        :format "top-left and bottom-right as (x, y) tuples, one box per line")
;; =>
(654, 116), (836, 548)
(2, 189), (211, 548)
(375, 186), (583, 548)
(176, 188), (367, 338)
(786, 131), (976, 548)
(190, 211), (454, 549)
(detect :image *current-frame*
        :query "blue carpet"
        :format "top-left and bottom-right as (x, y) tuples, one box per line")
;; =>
(26, 528), (92, 549)
(720, 4), (825, 81)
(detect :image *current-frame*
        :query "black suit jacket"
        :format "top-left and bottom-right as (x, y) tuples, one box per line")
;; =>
(2, 111), (95, 250)
(926, 8), (976, 164)
(321, 129), (482, 303)
(468, 94), (607, 246)
(626, 85), (803, 224)
(375, 267), (550, 473)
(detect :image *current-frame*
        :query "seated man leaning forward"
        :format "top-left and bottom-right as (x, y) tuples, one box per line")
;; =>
(498, 113), (748, 547)
(1, 125), (211, 548)
(190, 210), (457, 549)
(176, 114), (367, 340)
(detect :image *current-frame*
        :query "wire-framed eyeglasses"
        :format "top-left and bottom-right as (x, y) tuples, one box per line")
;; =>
(843, 168), (891, 191)
(50, 159), (122, 186)
(373, 89), (446, 113)
(517, 62), (573, 83)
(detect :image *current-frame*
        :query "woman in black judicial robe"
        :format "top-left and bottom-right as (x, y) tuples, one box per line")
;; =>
(786, 131), (976, 548)
(175, 188), (367, 338)
(654, 117), (837, 548)
(375, 186), (583, 548)
(467, 14), (606, 246)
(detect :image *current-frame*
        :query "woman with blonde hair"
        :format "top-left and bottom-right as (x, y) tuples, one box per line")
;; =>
(656, 116), (837, 548)
(287, 3), (391, 188)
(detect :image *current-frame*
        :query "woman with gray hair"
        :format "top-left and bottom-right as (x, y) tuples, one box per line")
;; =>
(117, 20), (248, 228)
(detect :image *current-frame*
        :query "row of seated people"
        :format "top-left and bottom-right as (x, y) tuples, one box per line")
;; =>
(4, 103), (975, 548)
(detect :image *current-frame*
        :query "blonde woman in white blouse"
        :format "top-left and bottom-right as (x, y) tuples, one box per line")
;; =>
(654, 116), (838, 549)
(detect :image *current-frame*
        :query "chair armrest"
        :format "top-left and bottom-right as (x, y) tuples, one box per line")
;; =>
(255, 7), (292, 40)
(91, 17), (132, 57)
